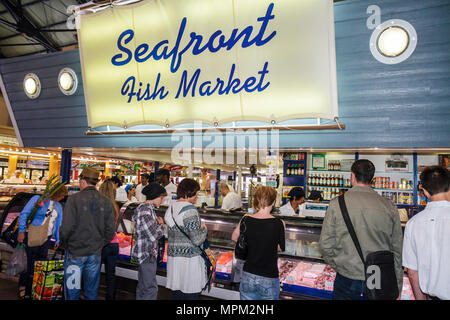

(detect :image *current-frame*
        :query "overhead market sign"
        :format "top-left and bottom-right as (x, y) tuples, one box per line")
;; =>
(77, 0), (338, 128)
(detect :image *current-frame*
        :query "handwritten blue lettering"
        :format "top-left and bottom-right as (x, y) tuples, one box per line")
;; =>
(121, 74), (169, 103)
(111, 3), (276, 73)
(176, 62), (270, 99)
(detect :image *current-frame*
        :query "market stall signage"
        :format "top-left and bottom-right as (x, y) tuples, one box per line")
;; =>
(78, 0), (339, 128)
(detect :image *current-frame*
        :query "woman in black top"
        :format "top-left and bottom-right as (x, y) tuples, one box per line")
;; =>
(232, 186), (285, 300)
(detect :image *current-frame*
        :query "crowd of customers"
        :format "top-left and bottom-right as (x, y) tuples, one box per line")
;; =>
(11, 161), (450, 301)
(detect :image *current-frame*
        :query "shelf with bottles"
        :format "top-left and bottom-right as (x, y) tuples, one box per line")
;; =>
(373, 188), (413, 193)
(285, 162), (305, 176)
(306, 187), (341, 201)
(371, 176), (414, 191)
(309, 169), (351, 173)
(282, 153), (306, 161)
(375, 190), (415, 206)
(307, 173), (351, 188)
(307, 185), (349, 190)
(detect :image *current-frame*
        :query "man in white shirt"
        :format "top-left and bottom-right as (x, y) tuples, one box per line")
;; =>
(156, 169), (177, 206)
(219, 182), (242, 211)
(135, 173), (151, 202)
(111, 176), (128, 202)
(5, 170), (25, 184)
(402, 166), (450, 300)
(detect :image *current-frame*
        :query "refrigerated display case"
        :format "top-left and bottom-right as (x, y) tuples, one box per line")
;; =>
(113, 203), (415, 300)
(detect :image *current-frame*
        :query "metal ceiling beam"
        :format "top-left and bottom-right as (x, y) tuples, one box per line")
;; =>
(0, 17), (18, 29)
(0, 42), (40, 46)
(0, 0), (44, 16)
(11, 40), (77, 57)
(1, 0), (59, 52)
(0, 18), (74, 41)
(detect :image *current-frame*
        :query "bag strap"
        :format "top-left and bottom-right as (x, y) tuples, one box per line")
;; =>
(338, 195), (365, 266)
(170, 206), (203, 252)
(239, 215), (248, 233)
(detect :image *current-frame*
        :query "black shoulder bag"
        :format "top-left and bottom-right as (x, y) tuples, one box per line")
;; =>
(338, 195), (399, 300)
(234, 215), (249, 260)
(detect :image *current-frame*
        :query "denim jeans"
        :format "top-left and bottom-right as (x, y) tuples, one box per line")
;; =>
(64, 252), (101, 300)
(101, 243), (119, 300)
(332, 273), (366, 300)
(239, 271), (280, 300)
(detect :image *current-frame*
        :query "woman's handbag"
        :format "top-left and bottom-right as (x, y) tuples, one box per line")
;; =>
(170, 207), (216, 292)
(234, 215), (249, 260)
(1, 216), (20, 248)
(27, 202), (54, 248)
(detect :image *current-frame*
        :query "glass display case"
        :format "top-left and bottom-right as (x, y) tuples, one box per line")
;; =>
(0, 196), (415, 300)
(115, 203), (414, 300)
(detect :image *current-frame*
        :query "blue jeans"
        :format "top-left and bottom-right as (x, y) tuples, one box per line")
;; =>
(240, 271), (280, 300)
(332, 273), (366, 300)
(64, 252), (101, 300)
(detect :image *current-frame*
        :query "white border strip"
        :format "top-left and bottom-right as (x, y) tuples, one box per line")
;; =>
(0, 73), (24, 147)
(102, 266), (240, 300)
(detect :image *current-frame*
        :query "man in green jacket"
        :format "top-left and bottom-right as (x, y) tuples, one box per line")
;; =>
(319, 159), (403, 300)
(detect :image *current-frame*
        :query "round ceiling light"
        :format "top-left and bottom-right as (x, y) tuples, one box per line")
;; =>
(377, 26), (409, 57)
(370, 19), (417, 64)
(58, 68), (78, 95)
(23, 73), (41, 99)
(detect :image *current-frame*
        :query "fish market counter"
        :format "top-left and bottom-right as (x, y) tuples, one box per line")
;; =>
(115, 203), (414, 300)
(0, 195), (414, 300)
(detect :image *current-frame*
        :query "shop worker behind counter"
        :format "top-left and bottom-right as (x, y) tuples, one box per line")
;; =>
(157, 169), (177, 206)
(402, 166), (450, 300)
(319, 159), (403, 300)
(220, 181), (242, 211)
(59, 167), (116, 300)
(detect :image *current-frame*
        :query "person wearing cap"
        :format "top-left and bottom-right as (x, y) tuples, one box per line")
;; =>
(135, 173), (151, 202)
(111, 175), (128, 202)
(132, 182), (167, 300)
(279, 187), (305, 216)
(59, 167), (116, 300)
(5, 170), (25, 184)
(125, 184), (138, 203)
(156, 169), (177, 206)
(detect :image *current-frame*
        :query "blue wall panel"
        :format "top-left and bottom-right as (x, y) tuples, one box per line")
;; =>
(0, 0), (449, 149)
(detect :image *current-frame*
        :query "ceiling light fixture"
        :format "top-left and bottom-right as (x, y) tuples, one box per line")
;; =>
(58, 68), (78, 95)
(370, 19), (417, 64)
(23, 73), (41, 99)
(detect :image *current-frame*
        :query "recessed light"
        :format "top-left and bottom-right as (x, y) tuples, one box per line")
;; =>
(370, 19), (417, 64)
(24, 73), (41, 99)
(58, 68), (78, 95)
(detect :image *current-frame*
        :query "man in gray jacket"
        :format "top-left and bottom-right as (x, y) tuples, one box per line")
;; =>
(319, 159), (403, 300)
(60, 167), (116, 300)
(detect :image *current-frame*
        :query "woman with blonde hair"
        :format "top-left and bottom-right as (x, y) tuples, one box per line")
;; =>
(232, 186), (285, 300)
(99, 179), (120, 300)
